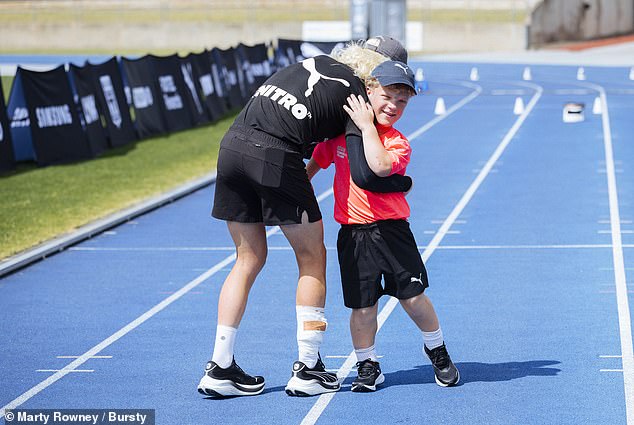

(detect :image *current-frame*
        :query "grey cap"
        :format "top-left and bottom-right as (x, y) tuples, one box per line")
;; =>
(363, 35), (408, 63)
(371, 60), (416, 92)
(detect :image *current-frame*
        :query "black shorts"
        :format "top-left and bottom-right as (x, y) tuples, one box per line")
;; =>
(337, 219), (428, 309)
(212, 126), (322, 225)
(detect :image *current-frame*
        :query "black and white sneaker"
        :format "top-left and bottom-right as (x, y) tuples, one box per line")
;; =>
(285, 355), (341, 396)
(425, 343), (460, 387)
(351, 359), (385, 392)
(197, 358), (265, 397)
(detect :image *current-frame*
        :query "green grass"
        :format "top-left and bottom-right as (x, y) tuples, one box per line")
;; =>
(0, 115), (235, 260)
(2, 76), (12, 101)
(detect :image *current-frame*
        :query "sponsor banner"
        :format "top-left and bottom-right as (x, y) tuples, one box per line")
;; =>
(90, 57), (137, 148)
(211, 47), (245, 110)
(6, 71), (35, 162)
(121, 55), (168, 139)
(275, 38), (348, 70)
(236, 42), (274, 96)
(187, 50), (227, 122)
(150, 54), (196, 132)
(0, 80), (15, 172)
(69, 63), (109, 156)
(178, 53), (211, 126)
(19, 65), (93, 165)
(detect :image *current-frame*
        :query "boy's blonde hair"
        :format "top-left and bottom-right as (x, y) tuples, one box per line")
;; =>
(330, 41), (388, 86)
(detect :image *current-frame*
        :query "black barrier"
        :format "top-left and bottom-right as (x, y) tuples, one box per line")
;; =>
(275, 38), (348, 69)
(0, 81), (15, 172)
(121, 56), (169, 138)
(19, 66), (95, 165)
(7, 70), (35, 162)
(150, 54), (196, 132)
(178, 54), (211, 126)
(69, 63), (109, 156)
(90, 57), (137, 148)
(211, 47), (244, 110)
(236, 42), (273, 94)
(188, 50), (227, 122)
(0, 38), (353, 169)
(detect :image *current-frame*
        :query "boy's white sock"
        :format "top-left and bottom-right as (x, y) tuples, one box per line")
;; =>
(355, 344), (378, 362)
(211, 325), (238, 369)
(422, 327), (444, 351)
(296, 305), (327, 368)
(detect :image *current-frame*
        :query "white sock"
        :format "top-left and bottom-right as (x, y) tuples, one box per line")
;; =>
(355, 345), (378, 362)
(296, 305), (327, 368)
(211, 325), (238, 369)
(422, 327), (444, 351)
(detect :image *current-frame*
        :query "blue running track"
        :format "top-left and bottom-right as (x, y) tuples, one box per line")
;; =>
(1, 60), (633, 424)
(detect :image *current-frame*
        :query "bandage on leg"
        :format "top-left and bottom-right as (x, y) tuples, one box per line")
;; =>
(296, 305), (327, 368)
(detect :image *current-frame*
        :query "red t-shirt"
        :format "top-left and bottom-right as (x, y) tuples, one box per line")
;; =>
(312, 125), (411, 225)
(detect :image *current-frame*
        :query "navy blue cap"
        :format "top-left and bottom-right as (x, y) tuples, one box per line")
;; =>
(371, 60), (416, 92)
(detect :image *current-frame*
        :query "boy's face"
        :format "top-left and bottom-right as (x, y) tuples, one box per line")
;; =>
(366, 84), (411, 127)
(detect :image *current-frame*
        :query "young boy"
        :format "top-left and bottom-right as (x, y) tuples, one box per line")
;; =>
(306, 60), (460, 392)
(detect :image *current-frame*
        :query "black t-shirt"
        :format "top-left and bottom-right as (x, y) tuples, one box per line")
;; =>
(233, 55), (366, 156)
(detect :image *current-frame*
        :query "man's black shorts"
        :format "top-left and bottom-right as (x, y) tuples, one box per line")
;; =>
(212, 126), (322, 225)
(337, 219), (428, 309)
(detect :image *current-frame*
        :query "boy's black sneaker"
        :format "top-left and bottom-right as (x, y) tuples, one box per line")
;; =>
(197, 358), (265, 397)
(285, 355), (341, 396)
(351, 359), (385, 392)
(424, 343), (460, 387)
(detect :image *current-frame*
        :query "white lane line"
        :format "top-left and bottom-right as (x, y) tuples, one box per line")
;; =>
(582, 81), (634, 425)
(0, 191), (338, 420)
(601, 369), (625, 373)
(56, 356), (112, 359)
(69, 246), (311, 252)
(36, 370), (94, 373)
(68, 243), (634, 252)
(301, 81), (543, 425)
(435, 244), (615, 249)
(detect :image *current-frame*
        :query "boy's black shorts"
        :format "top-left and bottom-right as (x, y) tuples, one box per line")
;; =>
(337, 219), (428, 309)
(212, 126), (322, 225)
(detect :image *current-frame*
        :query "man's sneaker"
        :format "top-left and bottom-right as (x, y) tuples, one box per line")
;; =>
(285, 355), (341, 396)
(351, 359), (385, 392)
(197, 358), (265, 397)
(424, 343), (460, 387)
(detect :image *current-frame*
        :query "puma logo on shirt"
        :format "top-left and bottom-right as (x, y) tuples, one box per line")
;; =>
(302, 57), (350, 97)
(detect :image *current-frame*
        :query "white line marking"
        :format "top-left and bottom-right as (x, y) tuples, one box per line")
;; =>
(435, 244), (615, 249)
(600, 355), (623, 358)
(301, 81), (543, 425)
(68, 243), (634, 252)
(601, 369), (624, 373)
(56, 356), (112, 359)
(36, 370), (94, 373)
(582, 81), (634, 425)
(598, 230), (634, 234)
(0, 190), (337, 419)
(432, 220), (466, 224)
(553, 89), (592, 95)
(491, 89), (526, 95)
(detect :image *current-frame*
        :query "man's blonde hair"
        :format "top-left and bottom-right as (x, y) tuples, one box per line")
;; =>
(330, 41), (388, 86)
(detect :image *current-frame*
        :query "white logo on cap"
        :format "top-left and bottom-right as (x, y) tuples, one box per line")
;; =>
(302, 57), (350, 97)
(395, 63), (409, 74)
